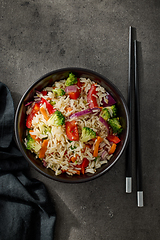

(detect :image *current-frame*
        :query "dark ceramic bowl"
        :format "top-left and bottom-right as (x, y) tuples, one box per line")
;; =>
(14, 67), (129, 183)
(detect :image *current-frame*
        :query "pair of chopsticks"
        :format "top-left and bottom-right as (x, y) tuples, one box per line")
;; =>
(126, 26), (144, 207)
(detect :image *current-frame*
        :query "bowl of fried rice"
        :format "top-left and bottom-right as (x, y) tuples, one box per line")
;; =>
(15, 67), (129, 183)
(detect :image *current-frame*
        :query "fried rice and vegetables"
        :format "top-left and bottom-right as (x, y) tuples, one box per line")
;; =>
(24, 73), (123, 176)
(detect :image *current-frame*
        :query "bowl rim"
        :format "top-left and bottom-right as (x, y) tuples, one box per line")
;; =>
(14, 67), (130, 183)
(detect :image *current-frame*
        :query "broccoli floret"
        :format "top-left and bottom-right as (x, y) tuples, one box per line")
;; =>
(80, 127), (96, 142)
(52, 88), (65, 96)
(26, 135), (41, 153)
(100, 108), (111, 121)
(65, 73), (77, 86)
(43, 125), (51, 134)
(48, 110), (65, 126)
(106, 105), (117, 118)
(39, 124), (51, 136)
(108, 118), (123, 134)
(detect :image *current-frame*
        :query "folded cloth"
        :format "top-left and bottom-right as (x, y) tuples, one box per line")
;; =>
(0, 82), (56, 240)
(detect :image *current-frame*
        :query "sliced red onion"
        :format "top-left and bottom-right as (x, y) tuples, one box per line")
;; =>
(99, 141), (106, 148)
(99, 116), (109, 132)
(36, 90), (42, 94)
(70, 108), (92, 119)
(98, 151), (103, 156)
(42, 160), (47, 167)
(107, 94), (116, 105)
(91, 107), (101, 116)
(102, 93), (116, 107)
(101, 98), (108, 107)
(101, 150), (108, 159)
(65, 85), (78, 93)
(25, 101), (33, 107)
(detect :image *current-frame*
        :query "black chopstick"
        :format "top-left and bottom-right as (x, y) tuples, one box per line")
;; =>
(134, 40), (144, 207)
(126, 26), (133, 193)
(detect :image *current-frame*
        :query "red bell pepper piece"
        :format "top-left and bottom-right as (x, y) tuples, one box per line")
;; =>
(41, 90), (48, 96)
(67, 78), (81, 100)
(81, 158), (89, 174)
(107, 135), (121, 144)
(26, 97), (56, 128)
(26, 103), (40, 128)
(75, 158), (89, 174)
(77, 78), (81, 93)
(41, 98), (56, 115)
(68, 91), (80, 100)
(65, 120), (79, 141)
(68, 79), (81, 99)
(87, 84), (99, 108)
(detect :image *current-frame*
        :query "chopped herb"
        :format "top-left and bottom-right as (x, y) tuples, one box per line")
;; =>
(70, 146), (77, 150)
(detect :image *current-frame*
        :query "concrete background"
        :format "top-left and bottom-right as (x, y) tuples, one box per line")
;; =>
(1, 0), (160, 239)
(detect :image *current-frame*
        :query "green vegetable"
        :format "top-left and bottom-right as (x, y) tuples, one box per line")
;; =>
(48, 110), (65, 126)
(80, 127), (96, 142)
(50, 101), (56, 105)
(108, 117), (123, 134)
(106, 105), (117, 118)
(70, 146), (77, 150)
(26, 135), (41, 153)
(39, 124), (51, 136)
(100, 108), (111, 121)
(65, 73), (77, 86)
(52, 88), (65, 96)
(94, 156), (100, 162)
(43, 125), (51, 134)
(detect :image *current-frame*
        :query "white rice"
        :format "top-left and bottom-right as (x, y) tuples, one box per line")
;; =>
(25, 77), (116, 176)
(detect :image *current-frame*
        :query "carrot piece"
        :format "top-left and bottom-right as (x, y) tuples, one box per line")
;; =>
(65, 107), (73, 112)
(29, 130), (41, 142)
(108, 143), (117, 154)
(34, 103), (40, 111)
(70, 155), (77, 163)
(75, 170), (81, 175)
(93, 136), (103, 157)
(40, 106), (49, 121)
(39, 139), (48, 159)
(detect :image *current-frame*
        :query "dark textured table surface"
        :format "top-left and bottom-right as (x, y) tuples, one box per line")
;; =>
(1, 1), (160, 239)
